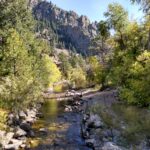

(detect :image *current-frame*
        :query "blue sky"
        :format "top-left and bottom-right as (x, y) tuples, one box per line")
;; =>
(48, 0), (144, 22)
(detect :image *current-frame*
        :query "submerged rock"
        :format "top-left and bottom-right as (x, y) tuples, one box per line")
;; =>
(39, 128), (48, 135)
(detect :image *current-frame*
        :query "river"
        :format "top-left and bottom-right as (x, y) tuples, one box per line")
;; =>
(27, 90), (150, 150)
(28, 99), (91, 150)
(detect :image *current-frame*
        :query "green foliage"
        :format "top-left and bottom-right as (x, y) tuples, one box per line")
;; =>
(120, 51), (150, 106)
(87, 56), (105, 86)
(40, 55), (61, 87)
(58, 52), (88, 89)
(101, 2), (150, 106)
(58, 52), (72, 78)
(0, 29), (33, 109)
(98, 21), (110, 40)
(68, 67), (87, 89)
(0, 0), (62, 111)
(104, 3), (128, 32)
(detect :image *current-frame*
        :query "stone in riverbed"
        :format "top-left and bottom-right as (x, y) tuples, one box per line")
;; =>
(83, 114), (90, 122)
(82, 130), (90, 139)
(20, 143), (26, 148)
(87, 114), (103, 128)
(28, 130), (35, 137)
(4, 139), (23, 150)
(7, 113), (20, 126)
(102, 142), (123, 150)
(0, 131), (10, 146)
(14, 127), (27, 137)
(26, 109), (36, 118)
(64, 105), (72, 112)
(36, 112), (43, 118)
(25, 116), (36, 124)
(85, 138), (96, 148)
(0, 132), (16, 149)
(39, 128), (48, 135)
(20, 123), (31, 132)
(19, 111), (27, 119)
(0, 130), (6, 138)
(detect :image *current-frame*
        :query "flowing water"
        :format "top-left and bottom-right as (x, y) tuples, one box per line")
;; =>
(29, 99), (91, 150)
(28, 91), (150, 150)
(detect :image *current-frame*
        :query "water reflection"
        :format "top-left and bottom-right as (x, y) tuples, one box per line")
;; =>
(89, 102), (150, 148)
(30, 100), (67, 148)
(42, 100), (59, 120)
(29, 100), (90, 150)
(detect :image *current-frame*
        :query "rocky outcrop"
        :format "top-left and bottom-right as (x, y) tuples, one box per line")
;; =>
(28, 0), (41, 8)
(33, 1), (98, 55)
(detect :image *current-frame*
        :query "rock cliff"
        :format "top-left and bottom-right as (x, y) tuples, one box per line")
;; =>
(32, 1), (98, 55)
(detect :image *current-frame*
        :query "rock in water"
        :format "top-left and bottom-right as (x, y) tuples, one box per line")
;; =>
(85, 139), (96, 148)
(39, 128), (48, 135)
(102, 142), (123, 150)
(19, 111), (27, 120)
(4, 139), (23, 150)
(87, 114), (103, 128)
(20, 123), (31, 132)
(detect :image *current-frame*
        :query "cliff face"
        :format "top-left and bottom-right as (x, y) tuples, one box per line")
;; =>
(28, 0), (40, 8)
(33, 1), (98, 55)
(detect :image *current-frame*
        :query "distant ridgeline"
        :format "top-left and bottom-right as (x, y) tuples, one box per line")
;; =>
(30, 0), (98, 55)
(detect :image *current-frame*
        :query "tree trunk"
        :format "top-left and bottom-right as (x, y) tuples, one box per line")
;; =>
(148, 27), (150, 50)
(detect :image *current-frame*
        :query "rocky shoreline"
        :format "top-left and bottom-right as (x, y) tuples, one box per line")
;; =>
(0, 103), (43, 150)
(63, 93), (124, 150)
(1, 90), (149, 150)
(0, 91), (123, 150)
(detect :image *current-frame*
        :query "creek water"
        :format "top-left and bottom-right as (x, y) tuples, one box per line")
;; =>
(88, 98), (150, 150)
(28, 91), (150, 150)
(29, 99), (91, 150)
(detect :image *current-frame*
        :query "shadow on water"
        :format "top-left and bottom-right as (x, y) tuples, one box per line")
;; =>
(28, 100), (91, 150)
